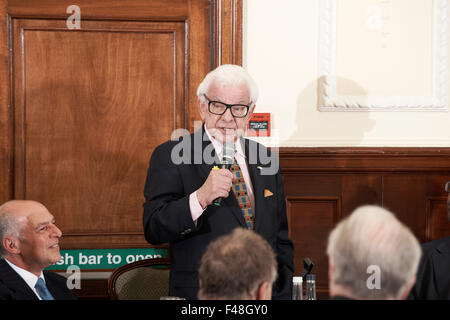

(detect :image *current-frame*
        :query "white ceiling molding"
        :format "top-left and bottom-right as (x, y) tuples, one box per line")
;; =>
(318, 0), (448, 112)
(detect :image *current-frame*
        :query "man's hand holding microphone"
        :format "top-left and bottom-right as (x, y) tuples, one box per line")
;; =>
(197, 138), (236, 209)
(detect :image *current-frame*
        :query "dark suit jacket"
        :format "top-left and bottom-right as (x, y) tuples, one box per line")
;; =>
(408, 236), (450, 300)
(0, 259), (77, 300)
(143, 127), (294, 300)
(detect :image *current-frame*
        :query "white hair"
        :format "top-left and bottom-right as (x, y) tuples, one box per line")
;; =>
(196, 64), (259, 106)
(0, 210), (23, 257)
(326, 205), (421, 299)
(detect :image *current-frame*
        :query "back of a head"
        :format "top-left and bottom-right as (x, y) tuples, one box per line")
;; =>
(196, 64), (259, 105)
(327, 205), (421, 299)
(198, 228), (277, 300)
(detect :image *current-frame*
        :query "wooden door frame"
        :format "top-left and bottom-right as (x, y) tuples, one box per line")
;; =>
(212, 0), (242, 67)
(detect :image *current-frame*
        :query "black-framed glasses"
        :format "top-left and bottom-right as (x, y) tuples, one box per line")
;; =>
(204, 95), (250, 118)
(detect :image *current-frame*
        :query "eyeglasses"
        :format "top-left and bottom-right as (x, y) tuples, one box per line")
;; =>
(204, 95), (250, 118)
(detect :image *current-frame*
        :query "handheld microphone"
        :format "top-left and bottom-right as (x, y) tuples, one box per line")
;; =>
(213, 142), (235, 206)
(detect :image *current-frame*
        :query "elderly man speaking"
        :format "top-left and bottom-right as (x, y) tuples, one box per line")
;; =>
(143, 64), (294, 300)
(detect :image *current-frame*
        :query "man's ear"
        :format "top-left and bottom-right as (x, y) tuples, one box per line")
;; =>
(329, 257), (334, 281)
(328, 256), (336, 295)
(2, 236), (21, 255)
(399, 275), (416, 300)
(256, 281), (272, 300)
(247, 104), (256, 120)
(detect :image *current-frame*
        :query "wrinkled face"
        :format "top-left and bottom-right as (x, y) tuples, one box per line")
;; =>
(199, 81), (255, 143)
(18, 205), (62, 273)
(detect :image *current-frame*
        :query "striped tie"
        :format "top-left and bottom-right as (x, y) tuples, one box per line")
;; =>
(230, 159), (254, 229)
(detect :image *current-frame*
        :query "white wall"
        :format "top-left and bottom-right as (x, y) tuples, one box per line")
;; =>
(243, 0), (450, 147)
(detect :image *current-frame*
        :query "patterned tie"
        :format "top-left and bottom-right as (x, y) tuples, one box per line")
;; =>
(35, 277), (55, 300)
(230, 159), (254, 229)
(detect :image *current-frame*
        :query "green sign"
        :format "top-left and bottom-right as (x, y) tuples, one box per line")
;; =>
(45, 248), (168, 271)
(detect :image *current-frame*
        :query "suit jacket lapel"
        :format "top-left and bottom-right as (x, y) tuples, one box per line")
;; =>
(0, 259), (39, 300)
(44, 272), (69, 300)
(195, 126), (220, 181)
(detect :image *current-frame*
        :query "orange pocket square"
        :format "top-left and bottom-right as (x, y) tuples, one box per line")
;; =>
(264, 189), (273, 197)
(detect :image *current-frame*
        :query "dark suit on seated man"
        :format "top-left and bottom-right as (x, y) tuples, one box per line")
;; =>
(0, 200), (76, 300)
(143, 64), (294, 300)
(408, 185), (450, 300)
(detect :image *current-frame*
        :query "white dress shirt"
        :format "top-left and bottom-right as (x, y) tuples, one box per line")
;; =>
(189, 126), (255, 223)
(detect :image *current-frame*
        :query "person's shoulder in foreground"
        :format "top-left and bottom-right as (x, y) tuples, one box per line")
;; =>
(408, 236), (450, 300)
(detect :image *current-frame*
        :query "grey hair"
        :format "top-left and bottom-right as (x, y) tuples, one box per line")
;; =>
(196, 64), (259, 106)
(326, 205), (421, 299)
(198, 227), (277, 300)
(0, 206), (24, 257)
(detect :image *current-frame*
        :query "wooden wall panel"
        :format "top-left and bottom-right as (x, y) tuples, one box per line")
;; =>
(287, 197), (340, 298)
(0, 1), (11, 204)
(341, 175), (382, 216)
(13, 18), (187, 249)
(383, 174), (428, 240)
(426, 198), (450, 241)
(284, 174), (342, 197)
(280, 148), (450, 299)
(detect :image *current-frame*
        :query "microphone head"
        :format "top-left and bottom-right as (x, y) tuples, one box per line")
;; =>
(222, 142), (235, 165)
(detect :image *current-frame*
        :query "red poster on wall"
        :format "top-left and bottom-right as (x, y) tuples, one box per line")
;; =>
(247, 113), (271, 137)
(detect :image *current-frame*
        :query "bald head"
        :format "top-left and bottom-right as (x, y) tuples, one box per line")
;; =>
(0, 200), (48, 217)
(0, 200), (62, 275)
(0, 200), (49, 245)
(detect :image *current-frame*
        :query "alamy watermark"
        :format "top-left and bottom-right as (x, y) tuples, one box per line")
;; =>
(170, 121), (280, 175)
(366, 265), (381, 290)
(66, 265), (81, 290)
(66, 5), (81, 30)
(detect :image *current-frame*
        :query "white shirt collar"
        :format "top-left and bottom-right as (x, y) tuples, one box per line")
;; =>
(4, 258), (45, 291)
(204, 125), (246, 159)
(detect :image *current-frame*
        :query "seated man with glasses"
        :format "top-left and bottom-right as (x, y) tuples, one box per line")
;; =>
(142, 64), (294, 300)
(408, 181), (450, 299)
